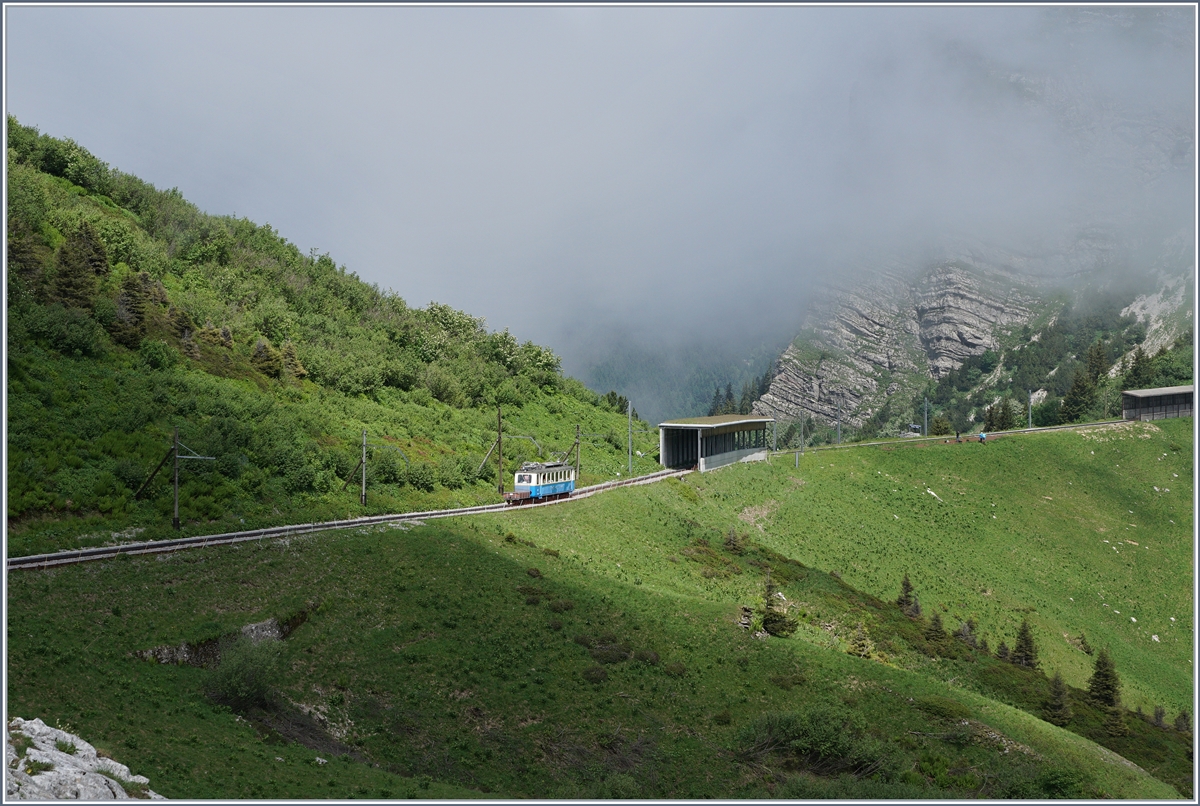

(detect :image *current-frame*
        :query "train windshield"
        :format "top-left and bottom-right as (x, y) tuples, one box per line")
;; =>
(516, 473), (533, 485)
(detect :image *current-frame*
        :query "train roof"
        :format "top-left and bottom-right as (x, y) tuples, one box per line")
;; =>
(518, 461), (571, 472)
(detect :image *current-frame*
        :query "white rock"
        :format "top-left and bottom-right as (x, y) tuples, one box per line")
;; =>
(1152, 635), (1160, 642)
(5, 717), (164, 800)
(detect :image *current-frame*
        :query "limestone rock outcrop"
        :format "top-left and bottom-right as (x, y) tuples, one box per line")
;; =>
(754, 255), (1043, 429)
(6, 717), (164, 800)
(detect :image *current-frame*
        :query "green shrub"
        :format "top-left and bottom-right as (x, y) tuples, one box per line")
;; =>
(762, 610), (797, 637)
(205, 635), (282, 712)
(55, 739), (77, 754)
(23, 303), (108, 357)
(582, 666), (607, 684)
(589, 643), (632, 664)
(736, 705), (883, 776)
(139, 339), (178, 370)
(436, 456), (465, 489)
(914, 695), (971, 721)
(24, 759), (55, 775)
(664, 662), (686, 677)
(633, 649), (659, 665)
(548, 599), (573, 613)
(407, 464), (435, 492)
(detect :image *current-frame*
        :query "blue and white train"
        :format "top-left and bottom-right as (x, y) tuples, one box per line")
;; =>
(503, 461), (576, 505)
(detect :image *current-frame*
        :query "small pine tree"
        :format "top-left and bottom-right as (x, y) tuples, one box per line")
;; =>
(924, 611), (945, 643)
(1103, 705), (1128, 737)
(1153, 706), (1166, 728)
(1011, 619), (1039, 669)
(1124, 346), (1155, 390)
(907, 595), (922, 619)
(1078, 633), (1093, 656)
(252, 337), (284, 377)
(281, 341), (307, 378)
(1044, 670), (1072, 727)
(1060, 369), (1096, 424)
(1087, 647), (1121, 708)
(1085, 340), (1110, 382)
(52, 221), (107, 310)
(848, 622), (874, 658)
(1174, 710), (1192, 734)
(996, 641), (1010, 661)
(978, 636), (989, 655)
(708, 387), (723, 417)
(955, 619), (978, 649)
(896, 573), (914, 611)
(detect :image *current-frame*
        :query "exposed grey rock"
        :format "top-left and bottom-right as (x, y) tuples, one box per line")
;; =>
(6, 717), (164, 800)
(755, 253), (1045, 429)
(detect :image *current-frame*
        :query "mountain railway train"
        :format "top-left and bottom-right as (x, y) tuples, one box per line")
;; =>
(503, 461), (576, 505)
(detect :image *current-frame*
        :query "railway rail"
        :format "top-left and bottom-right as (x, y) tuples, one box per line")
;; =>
(6, 468), (691, 571)
(6, 418), (1143, 572)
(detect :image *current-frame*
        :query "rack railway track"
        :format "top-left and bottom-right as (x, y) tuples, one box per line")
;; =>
(7, 468), (691, 571)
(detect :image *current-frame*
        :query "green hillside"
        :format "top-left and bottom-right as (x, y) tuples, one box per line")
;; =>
(7, 421), (1192, 798)
(5, 118), (1192, 800)
(6, 117), (661, 556)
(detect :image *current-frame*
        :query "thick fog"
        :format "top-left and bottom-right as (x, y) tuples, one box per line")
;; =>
(5, 6), (1195, 415)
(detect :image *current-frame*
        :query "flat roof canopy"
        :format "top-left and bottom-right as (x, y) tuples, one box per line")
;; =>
(659, 415), (775, 429)
(1122, 385), (1194, 398)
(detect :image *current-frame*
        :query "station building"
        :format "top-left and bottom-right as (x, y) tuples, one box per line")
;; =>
(1120, 385), (1193, 421)
(659, 414), (776, 472)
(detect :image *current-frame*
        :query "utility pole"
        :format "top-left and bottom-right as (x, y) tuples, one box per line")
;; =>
(1028, 390), (1033, 429)
(497, 405), (504, 495)
(837, 398), (842, 445)
(628, 399), (633, 475)
(172, 427), (180, 530)
(575, 424), (581, 478)
(360, 430), (367, 506)
(924, 396), (928, 437)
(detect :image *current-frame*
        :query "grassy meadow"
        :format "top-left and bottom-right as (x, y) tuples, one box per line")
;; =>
(6, 418), (1192, 799)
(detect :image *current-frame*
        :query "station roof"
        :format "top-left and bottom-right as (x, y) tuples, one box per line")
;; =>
(1121, 385), (1194, 398)
(659, 414), (775, 429)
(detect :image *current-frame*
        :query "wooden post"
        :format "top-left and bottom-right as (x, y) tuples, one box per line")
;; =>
(497, 405), (504, 495)
(172, 427), (180, 530)
(360, 430), (367, 506)
(575, 423), (580, 479)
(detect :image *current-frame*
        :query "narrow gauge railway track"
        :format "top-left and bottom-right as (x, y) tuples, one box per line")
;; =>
(7, 468), (691, 571)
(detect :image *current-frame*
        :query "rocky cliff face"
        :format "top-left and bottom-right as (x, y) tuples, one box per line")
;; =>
(754, 254), (1046, 429)
(6, 717), (164, 800)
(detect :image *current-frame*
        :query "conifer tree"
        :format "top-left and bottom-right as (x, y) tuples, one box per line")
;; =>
(1060, 369), (1096, 423)
(1103, 705), (1128, 737)
(281, 341), (307, 378)
(896, 573), (914, 611)
(1174, 710), (1192, 734)
(924, 611), (945, 643)
(1124, 346), (1155, 389)
(1087, 647), (1121, 708)
(52, 220), (107, 310)
(708, 387), (723, 417)
(252, 337), (284, 377)
(1011, 619), (1039, 669)
(1044, 670), (1072, 726)
(848, 622), (874, 658)
(1153, 706), (1166, 728)
(1085, 340), (1110, 382)
(996, 641), (1010, 661)
(955, 619), (978, 648)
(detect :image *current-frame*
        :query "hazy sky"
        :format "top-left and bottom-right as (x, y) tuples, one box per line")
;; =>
(5, 5), (1195, 377)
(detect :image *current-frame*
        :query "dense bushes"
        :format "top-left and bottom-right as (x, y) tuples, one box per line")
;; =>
(205, 635), (282, 712)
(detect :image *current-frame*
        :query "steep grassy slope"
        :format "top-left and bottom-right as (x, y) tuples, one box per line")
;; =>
(519, 419), (1191, 714)
(6, 118), (660, 556)
(7, 421), (1191, 798)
